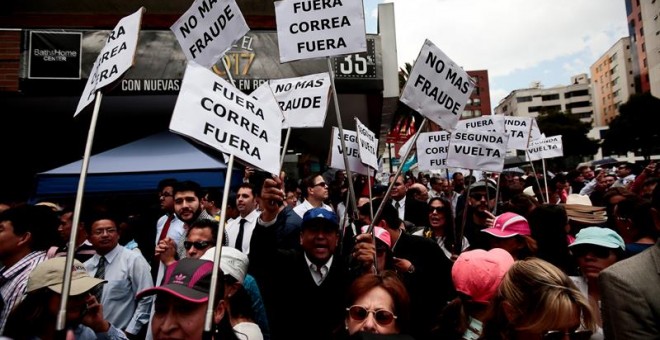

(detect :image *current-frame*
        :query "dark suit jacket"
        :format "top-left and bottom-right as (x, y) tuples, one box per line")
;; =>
(599, 241), (660, 339)
(399, 197), (429, 230)
(249, 209), (352, 340)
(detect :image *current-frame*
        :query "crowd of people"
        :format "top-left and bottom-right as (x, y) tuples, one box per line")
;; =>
(0, 160), (658, 339)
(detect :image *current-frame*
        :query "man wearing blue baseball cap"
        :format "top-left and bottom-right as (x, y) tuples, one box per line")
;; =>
(250, 175), (376, 340)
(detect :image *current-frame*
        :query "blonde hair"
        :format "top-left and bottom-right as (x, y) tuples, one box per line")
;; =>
(481, 258), (597, 339)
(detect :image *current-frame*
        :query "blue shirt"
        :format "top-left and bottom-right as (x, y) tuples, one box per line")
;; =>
(84, 245), (154, 335)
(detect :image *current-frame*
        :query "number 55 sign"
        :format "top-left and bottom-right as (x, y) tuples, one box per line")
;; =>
(333, 38), (376, 79)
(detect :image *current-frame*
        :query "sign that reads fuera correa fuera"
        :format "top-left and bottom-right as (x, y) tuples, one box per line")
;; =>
(171, 0), (249, 68)
(400, 39), (475, 131)
(170, 61), (283, 175)
(416, 131), (450, 171)
(74, 7), (144, 116)
(28, 31), (82, 80)
(274, 0), (367, 63)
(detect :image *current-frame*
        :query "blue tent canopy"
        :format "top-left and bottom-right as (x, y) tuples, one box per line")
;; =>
(33, 131), (243, 200)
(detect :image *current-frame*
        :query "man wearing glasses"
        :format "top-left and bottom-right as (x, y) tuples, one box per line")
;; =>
(293, 173), (334, 219)
(84, 212), (154, 338)
(455, 180), (497, 251)
(611, 162), (636, 188)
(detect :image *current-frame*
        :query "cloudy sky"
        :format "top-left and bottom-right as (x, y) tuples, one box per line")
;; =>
(362, 0), (629, 112)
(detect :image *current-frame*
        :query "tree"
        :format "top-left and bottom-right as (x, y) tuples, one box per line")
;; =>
(536, 109), (599, 170)
(602, 92), (660, 161)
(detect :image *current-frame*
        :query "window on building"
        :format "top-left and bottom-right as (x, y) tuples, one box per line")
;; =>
(528, 106), (541, 113)
(565, 89), (589, 98)
(611, 77), (619, 86)
(473, 87), (480, 95)
(474, 109), (482, 117)
(541, 94), (560, 101)
(641, 27), (644, 36)
(473, 98), (481, 105)
(638, 12), (642, 21)
(644, 58), (648, 67)
(613, 90), (620, 98)
(566, 101), (591, 110)
(516, 96), (532, 103)
(642, 42), (646, 52)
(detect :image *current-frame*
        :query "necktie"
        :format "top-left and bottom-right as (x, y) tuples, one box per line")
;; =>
(159, 214), (174, 242)
(93, 256), (106, 301)
(234, 219), (247, 252)
(395, 201), (400, 209)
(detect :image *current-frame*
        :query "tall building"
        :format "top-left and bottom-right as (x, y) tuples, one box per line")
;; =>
(462, 69), (491, 118)
(625, 0), (660, 95)
(493, 74), (593, 125)
(590, 37), (636, 126)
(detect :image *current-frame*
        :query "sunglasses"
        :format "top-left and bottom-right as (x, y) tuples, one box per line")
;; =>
(469, 192), (487, 200)
(313, 182), (327, 187)
(183, 240), (212, 250)
(428, 206), (444, 214)
(543, 330), (593, 340)
(346, 305), (397, 325)
(570, 245), (613, 259)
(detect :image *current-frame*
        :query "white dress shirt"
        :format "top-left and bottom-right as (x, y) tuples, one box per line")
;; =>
(293, 199), (333, 219)
(226, 209), (260, 255)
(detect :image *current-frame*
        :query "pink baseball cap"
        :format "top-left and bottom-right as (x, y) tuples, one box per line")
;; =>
(451, 248), (514, 303)
(482, 212), (531, 238)
(361, 225), (392, 248)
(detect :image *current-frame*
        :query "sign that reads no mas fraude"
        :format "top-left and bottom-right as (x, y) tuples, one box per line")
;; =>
(269, 72), (331, 128)
(400, 39), (475, 131)
(171, 0), (249, 68)
(75, 7), (143, 116)
(274, 0), (367, 63)
(446, 130), (508, 173)
(170, 61), (283, 175)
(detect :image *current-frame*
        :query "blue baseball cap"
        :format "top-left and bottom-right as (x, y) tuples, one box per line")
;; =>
(302, 207), (339, 229)
(569, 227), (625, 251)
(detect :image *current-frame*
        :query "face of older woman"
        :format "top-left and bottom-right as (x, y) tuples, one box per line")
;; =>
(346, 286), (399, 335)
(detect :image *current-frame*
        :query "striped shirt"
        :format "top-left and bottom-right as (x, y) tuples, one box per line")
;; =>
(0, 250), (48, 334)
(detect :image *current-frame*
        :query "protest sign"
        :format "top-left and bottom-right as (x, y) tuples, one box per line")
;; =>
(455, 115), (505, 133)
(526, 135), (563, 161)
(171, 0), (249, 68)
(416, 131), (450, 171)
(400, 39), (474, 131)
(170, 61), (282, 175)
(446, 130), (508, 172)
(269, 72), (331, 128)
(274, 0), (367, 63)
(355, 118), (378, 169)
(504, 116), (533, 150)
(329, 127), (370, 175)
(75, 8), (143, 116)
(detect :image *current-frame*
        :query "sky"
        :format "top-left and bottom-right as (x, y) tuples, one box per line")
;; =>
(361, 0), (629, 112)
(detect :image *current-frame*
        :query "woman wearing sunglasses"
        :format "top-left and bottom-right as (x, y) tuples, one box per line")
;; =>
(568, 227), (626, 340)
(480, 258), (597, 340)
(337, 270), (412, 338)
(413, 197), (469, 261)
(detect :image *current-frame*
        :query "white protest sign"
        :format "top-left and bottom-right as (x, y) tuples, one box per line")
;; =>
(329, 127), (370, 175)
(355, 118), (378, 169)
(274, 0), (367, 63)
(171, 0), (249, 69)
(170, 61), (282, 175)
(530, 118), (543, 142)
(250, 81), (285, 126)
(75, 8), (143, 116)
(416, 131), (450, 171)
(455, 115), (505, 133)
(269, 73), (331, 128)
(504, 116), (533, 150)
(400, 39), (475, 131)
(446, 130), (508, 172)
(397, 135), (415, 159)
(526, 135), (563, 161)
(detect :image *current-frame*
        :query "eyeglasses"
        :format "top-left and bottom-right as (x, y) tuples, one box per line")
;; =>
(542, 330), (593, 340)
(313, 182), (327, 187)
(92, 228), (117, 236)
(160, 192), (173, 198)
(346, 305), (397, 325)
(570, 245), (613, 259)
(183, 240), (212, 250)
(615, 216), (631, 222)
(469, 192), (486, 200)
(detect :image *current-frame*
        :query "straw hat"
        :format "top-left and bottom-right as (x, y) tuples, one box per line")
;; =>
(562, 194), (607, 224)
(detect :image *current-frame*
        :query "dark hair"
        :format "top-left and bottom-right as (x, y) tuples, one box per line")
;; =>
(527, 204), (576, 275)
(616, 195), (658, 241)
(499, 193), (540, 218)
(372, 198), (401, 231)
(81, 209), (120, 234)
(173, 180), (204, 199)
(187, 219), (219, 242)
(301, 173), (323, 199)
(0, 205), (60, 251)
(4, 288), (55, 339)
(158, 178), (178, 192)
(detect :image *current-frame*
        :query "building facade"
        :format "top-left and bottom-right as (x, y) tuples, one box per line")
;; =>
(590, 37), (637, 126)
(462, 69), (491, 118)
(494, 74), (593, 125)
